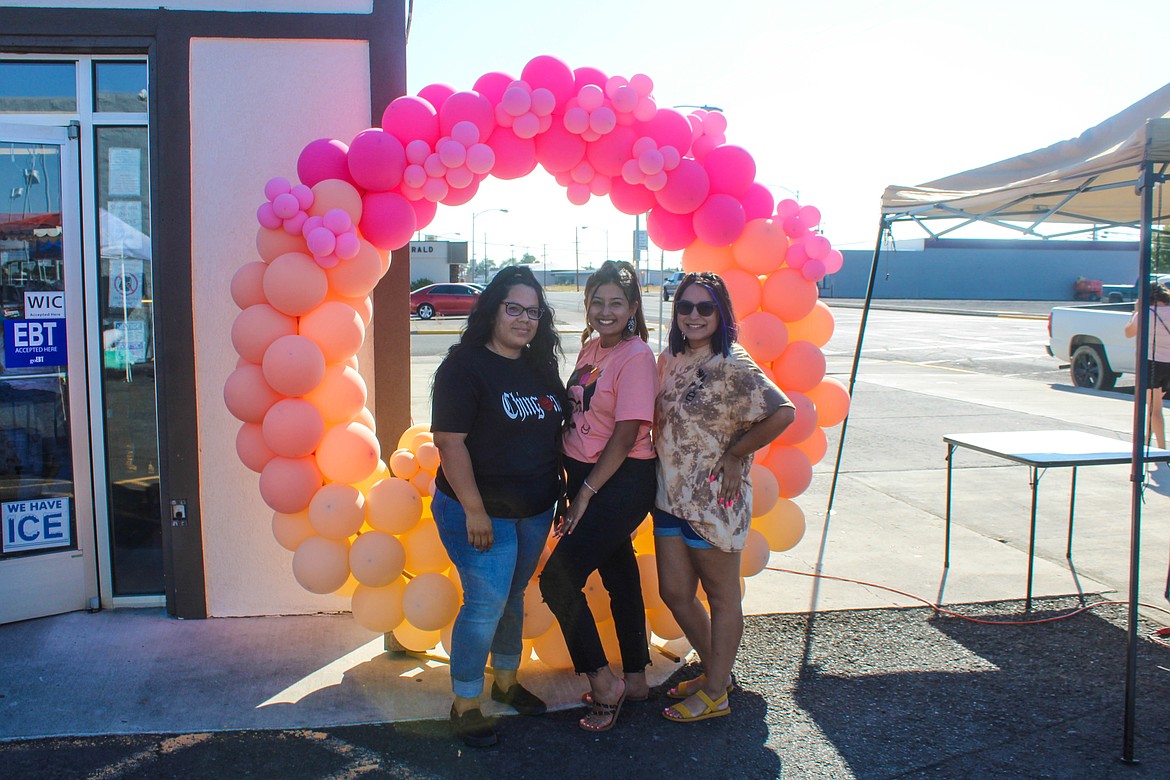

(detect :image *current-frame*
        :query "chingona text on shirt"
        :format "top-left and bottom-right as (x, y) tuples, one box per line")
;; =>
(502, 391), (562, 421)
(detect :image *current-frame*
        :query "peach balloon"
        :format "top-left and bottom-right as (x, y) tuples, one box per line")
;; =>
(775, 391), (817, 446)
(397, 423), (432, 450)
(762, 446), (813, 499)
(271, 509), (314, 552)
(785, 300), (835, 348)
(647, 606), (684, 640)
(411, 470), (435, 497)
(304, 364), (367, 424)
(309, 178), (363, 222)
(351, 578), (407, 633)
(415, 441), (441, 472)
(299, 301), (365, 364)
(324, 290), (374, 327)
(349, 531), (408, 587)
(316, 422), (380, 484)
(236, 422), (276, 473)
(262, 335), (326, 397)
(761, 268), (818, 322)
(263, 252), (329, 316)
(224, 364), (281, 423)
(402, 572), (460, 631)
(739, 529), (770, 577)
(366, 477), (423, 534)
(532, 625), (574, 669)
(806, 377), (851, 428)
(354, 406), (377, 431)
(584, 570), (610, 619)
(231, 261), (268, 310)
(720, 268), (762, 315)
(393, 621), (441, 653)
(749, 462), (780, 518)
(291, 535), (351, 594)
(262, 398), (325, 458)
(354, 460), (390, 495)
(597, 619), (622, 664)
(635, 554), (663, 609)
(522, 583), (555, 638)
(309, 483), (365, 539)
(326, 239), (386, 299)
(409, 431), (435, 453)
(334, 574), (360, 598)
(402, 519), (451, 574)
(389, 448), (420, 480)
(732, 218), (788, 275)
(681, 241), (735, 274)
(737, 311), (788, 364)
(259, 455), (323, 514)
(231, 304), (297, 364)
(752, 499), (806, 552)
(772, 341), (826, 393)
(256, 226), (307, 262)
(794, 425), (828, 465)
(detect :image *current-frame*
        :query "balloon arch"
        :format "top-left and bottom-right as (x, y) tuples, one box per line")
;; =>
(225, 55), (850, 664)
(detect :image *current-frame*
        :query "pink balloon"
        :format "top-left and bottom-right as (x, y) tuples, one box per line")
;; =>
(785, 241), (809, 270)
(693, 193), (747, 247)
(566, 182), (590, 205)
(409, 197), (438, 233)
(802, 259), (826, 282)
(236, 422), (276, 473)
(347, 129), (406, 192)
(417, 83), (455, 112)
(762, 268), (819, 321)
(775, 391), (818, 446)
(637, 108), (693, 156)
(359, 191), (416, 250)
(741, 182), (776, 222)
(704, 145), (755, 197)
(231, 261), (268, 310)
(466, 143), (496, 174)
(263, 252), (328, 316)
(646, 207), (696, 251)
(805, 234), (831, 260)
(440, 178), (481, 206)
(231, 304), (297, 363)
(573, 66), (608, 92)
(224, 363), (281, 424)
(585, 125), (636, 178)
(655, 158), (710, 215)
(262, 398), (326, 458)
(259, 456), (323, 514)
(299, 301), (366, 364)
(823, 249), (844, 275)
(380, 95), (440, 147)
(798, 205), (822, 229)
(775, 198), (800, 218)
(472, 71), (514, 104)
(484, 127), (537, 179)
(737, 311), (789, 364)
(438, 91), (495, 144)
(521, 55), (575, 108)
(262, 334), (326, 396)
(608, 178), (657, 215)
(297, 139), (353, 188)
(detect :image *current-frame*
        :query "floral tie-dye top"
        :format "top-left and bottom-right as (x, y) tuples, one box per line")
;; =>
(654, 343), (791, 552)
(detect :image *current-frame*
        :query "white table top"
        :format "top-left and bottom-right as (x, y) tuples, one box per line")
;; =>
(943, 429), (1170, 468)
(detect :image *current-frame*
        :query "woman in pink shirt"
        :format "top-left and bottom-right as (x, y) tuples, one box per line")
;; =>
(1124, 281), (1170, 448)
(540, 261), (658, 732)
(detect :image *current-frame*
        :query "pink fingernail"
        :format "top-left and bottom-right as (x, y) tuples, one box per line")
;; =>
(709, 474), (716, 483)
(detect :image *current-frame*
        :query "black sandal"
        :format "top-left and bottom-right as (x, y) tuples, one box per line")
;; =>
(450, 705), (497, 747)
(578, 682), (626, 733)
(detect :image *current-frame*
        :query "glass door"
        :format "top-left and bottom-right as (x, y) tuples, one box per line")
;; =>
(0, 122), (96, 623)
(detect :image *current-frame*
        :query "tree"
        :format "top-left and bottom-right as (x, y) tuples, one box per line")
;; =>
(520, 252), (537, 264)
(1155, 226), (1170, 274)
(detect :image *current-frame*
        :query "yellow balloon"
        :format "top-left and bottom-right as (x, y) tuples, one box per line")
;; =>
(402, 572), (461, 631)
(635, 554), (664, 609)
(393, 620), (441, 653)
(397, 423), (432, 450)
(532, 625), (574, 669)
(648, 606), (684, 641)
(752, 499), (806, 552)
(522, 582), (555, 639)
(334, 574), (359, 597)
(409, 431), (435, 453)
(354, 460), (391, 495)
(365, 477), (423, 534)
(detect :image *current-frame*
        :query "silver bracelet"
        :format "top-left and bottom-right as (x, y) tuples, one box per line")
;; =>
(583, 479), (599, 495)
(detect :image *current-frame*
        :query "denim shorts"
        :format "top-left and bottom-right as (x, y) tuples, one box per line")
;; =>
(651, 507), (714, 550)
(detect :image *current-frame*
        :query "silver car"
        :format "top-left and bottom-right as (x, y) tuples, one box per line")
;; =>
(662, 271), (686, 301)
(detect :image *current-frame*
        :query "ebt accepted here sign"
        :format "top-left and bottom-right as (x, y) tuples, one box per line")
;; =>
(2, 497), (71, 553)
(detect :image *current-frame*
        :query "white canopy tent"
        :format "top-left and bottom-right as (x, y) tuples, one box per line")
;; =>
(829, 85), (1170, 763)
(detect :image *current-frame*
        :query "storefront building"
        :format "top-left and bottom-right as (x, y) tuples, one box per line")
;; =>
(0, 1), (410, 623)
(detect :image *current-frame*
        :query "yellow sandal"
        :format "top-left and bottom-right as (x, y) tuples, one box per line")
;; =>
(662, 689), (730, 723)
(666, 675), (734, 700)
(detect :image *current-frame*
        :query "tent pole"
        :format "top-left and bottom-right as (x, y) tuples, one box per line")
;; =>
(1122, 160), (1156, 764)
(825, 215), (888, 518)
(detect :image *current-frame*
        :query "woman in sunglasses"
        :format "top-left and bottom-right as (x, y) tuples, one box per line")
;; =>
(540, 260), (658, 732)
(430, 266), (568, 747)
(653, 272), (795, 723)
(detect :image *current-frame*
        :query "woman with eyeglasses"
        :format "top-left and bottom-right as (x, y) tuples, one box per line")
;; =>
(1124, 281), (1170, 449)
(539, 260), (658, 732)
(653, 272), (795, 724)
(430, 266), (568, 747)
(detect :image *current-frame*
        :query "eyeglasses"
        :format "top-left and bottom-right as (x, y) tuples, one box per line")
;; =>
(675, 300), (717, 317)
(501, 301), (546, 320)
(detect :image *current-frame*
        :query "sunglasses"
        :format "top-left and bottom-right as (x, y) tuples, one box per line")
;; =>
(675, 300), (717, 317)
(501, 301), (546, 320)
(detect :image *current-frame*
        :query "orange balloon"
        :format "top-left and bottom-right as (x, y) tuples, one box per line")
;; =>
(402, 572), (460, 631)
(354, 406), (377, 432)
(522, 582), (555, 638)
(732, 218), (788, 275)
(597, 618), (622, 664)
(262, 398), (325, 458)
(681, 241), (735, 274)
(355, 460), (390, 495)
(224, 363), (281, 424)
(785, 300), (835, 348)
(749, 462), (779, 518)
(231, 261), (268, 310)
(299, 301), (366, 364)
(259, 455), (323, 514)
(325, 289), (374, 327)
(236, 422), (276, 473)
(326, 239), (385, 299)
(752, 499), (806, 552)
(365, 477), (423, 534)
(231, 304), (297, 364)
(774, 391), (817, 446)
(411, 470), (435, 497)
(636, 554), (663, 609)
(271, 509), (314, 552)
(772, 341), (826, 393)
(351, 578), (407, 633)
(393, 621), (441, 652)
(720, 268), (762, 316)
(334, 574), (360, 598)
(647, 606), (684, 641)
(304, 364), (367, 425)
(532, 625), (574, 669)
(349, 530), (406, 587)
(389, 448), (420, 480)
(263, 252), (328, 317)
(402, 519), (451, 574)
(315, 422), (380, 484)
(397, 423), (432, 450)
(309, 483), (365, 539)
(414, 441), (440, 472)
(794, 425), (828, 465)
(309, 178), (363, 222)
(584, 570), (610, 619)
(409, 431), (435, 453)
(256, 226), (307, 262)
(292, 535), (351, 594)
(739, 529), (770, 577)
(737, 311), (788, 364)
(761, 268), (818, 322)
(762, 446), (812, 499)
(262, 335), (326, 397)
(806, 377), (851, 428)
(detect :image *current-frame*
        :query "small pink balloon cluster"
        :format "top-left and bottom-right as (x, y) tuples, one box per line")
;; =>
(256, 177), (313, 235)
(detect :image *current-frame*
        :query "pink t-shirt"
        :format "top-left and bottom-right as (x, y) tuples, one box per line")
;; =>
(561, 336), (657, 463)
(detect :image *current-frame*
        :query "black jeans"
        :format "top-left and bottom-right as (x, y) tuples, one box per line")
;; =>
(540, 455), (656, 675)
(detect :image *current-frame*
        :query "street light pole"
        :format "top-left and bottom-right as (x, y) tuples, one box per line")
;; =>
(575, 225), (590, 292)
(471, 207), (508, 283)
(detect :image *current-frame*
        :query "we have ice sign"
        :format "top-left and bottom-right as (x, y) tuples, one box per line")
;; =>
(2, 497), (72, 553)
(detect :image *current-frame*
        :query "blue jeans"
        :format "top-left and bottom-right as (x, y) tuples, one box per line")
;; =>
(431, 489), (554, 699)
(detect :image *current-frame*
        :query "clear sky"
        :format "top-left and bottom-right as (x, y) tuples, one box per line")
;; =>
(405, 0), (1170, 271)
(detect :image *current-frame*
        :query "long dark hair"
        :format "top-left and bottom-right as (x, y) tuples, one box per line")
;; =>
(443, 266), (566, 406)
(581, 260), (649, 344)
(667, 271), (738, 357)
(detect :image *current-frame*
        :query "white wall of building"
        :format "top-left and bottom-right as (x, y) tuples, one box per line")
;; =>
(190, 37), (373, 616)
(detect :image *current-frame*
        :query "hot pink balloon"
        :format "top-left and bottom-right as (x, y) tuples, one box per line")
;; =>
(805, 234), (831, 260)
(585, 125), (637, 178)
(609, 178), (657, 215)
(466, 143), (496, 174)
(410, 197), (438, 232)
(704, 145), (755, 197)
(484, 128), (537, 180)
(573, 66), (608, 91)
(472, 71), (514, 104)
(646, 207), (696, 251)
(534, 122), (586, 173)
(359, 191), (416, 250)
(347, 129), (406, 192)
(823, 249), (844, 274)
(521, 55), (575, 107)
(637, 108), (693, 156)
(656, 158), (710, 215)
(741, 182), (776, 222)
(693, 193), (747, 247)
(438, 91), (495, 143)
(297, 139), (353, 188)
(441, 177), (481, 206)
(798, 205), (822, 229)
(417, 83), (455, 112)
(381, 95), (440, 147)
(802, 259), (826, 282)
(775, 198), (800, 218)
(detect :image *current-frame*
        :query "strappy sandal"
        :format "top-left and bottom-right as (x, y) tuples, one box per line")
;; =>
(662, 689), (730, 723)
(578, 683), (626, 732)
(667, 675), (735, 700)
(581, 689), (649, 705)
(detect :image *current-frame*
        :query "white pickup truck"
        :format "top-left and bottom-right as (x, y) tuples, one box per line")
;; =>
(1047, 302), (1138, 389)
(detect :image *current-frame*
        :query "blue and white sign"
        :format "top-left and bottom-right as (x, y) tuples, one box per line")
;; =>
(4, 318), (67, 368)
(2, 497), (71, 553)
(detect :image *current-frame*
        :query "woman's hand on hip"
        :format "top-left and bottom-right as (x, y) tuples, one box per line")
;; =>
(554, 491), (589, 537)
(712, 452), (744, 506)
(466, 509), (494, 551)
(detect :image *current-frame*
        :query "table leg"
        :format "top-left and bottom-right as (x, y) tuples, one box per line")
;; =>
(1026, 466), (1040, 611)
(945, 443), (955, 569)
(1067, 467), (1078, 559)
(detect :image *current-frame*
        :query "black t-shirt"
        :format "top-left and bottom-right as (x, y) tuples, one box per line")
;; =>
(432, 345), (564, 518)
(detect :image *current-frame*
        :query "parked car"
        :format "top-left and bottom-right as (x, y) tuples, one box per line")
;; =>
(662, 271), (686, 301)
(1047, 301), (1136, 389)
(409, 283), (481, 319)
(1100, 274), (1170, 303)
